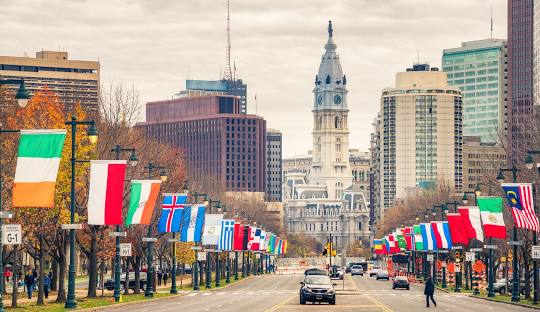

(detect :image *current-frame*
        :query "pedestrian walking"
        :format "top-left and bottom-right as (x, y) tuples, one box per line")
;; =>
(43, 273), (51, 299)
(157, 269), (163, 286)
(163, 272), (168, 286)
(24, 271), (35, 299)
(424, 277), (436, 308)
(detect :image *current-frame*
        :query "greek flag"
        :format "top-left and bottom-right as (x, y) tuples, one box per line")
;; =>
(180, 204), (205, 242)
(218, 219), (235, 250)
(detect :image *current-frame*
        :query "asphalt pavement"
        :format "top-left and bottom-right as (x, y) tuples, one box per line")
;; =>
(94, 272), (535, 312)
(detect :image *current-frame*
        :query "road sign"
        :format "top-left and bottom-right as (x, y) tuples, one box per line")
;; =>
(120, 243), (132, 257)
(427, 254), (434, 262)
(2, 224), (21, 245)
(447, 262), (455, 273)
(466, 252), (475, 262)
(197, 252), (207, 261)
(229, 252), (235, 260)
(455, 263), (461, 273)
(473, 260), (485, 274)
(532, 246), (540, 260)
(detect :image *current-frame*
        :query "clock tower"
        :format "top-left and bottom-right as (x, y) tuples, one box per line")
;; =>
(309, 21), (352, 200)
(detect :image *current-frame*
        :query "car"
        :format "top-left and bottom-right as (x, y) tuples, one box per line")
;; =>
(300, 275), (337, 305)
(104, 272), (147, 291)
(376, 270), (390, 280)
(392, 276), (410, 290)
(329, 265), (343, 279)
(346, 262), (361, 273)
(304, 268), (328, 276)
(350, 265), (364, 276)
(370, 268), (380, 277)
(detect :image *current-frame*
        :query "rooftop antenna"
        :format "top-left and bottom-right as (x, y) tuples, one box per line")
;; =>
(223, 0), (233, 80)
(490, 6), (493, 39)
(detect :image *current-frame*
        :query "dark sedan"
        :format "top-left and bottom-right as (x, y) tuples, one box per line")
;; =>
(392, 276), (410, 290)
(300, 275), (336, 305)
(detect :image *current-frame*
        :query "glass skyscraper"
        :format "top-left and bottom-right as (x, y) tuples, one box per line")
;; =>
(442, 39), (507, 144)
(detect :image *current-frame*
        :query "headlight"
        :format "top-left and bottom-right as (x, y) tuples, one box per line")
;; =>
(327, 289), (335, 294)
(304, 287), (312, 292)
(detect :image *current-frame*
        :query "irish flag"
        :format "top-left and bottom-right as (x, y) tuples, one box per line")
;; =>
(477, 197), (507, 239)
(87, 160), (127, 225)
(125, 180), (162, 226)
(13, 130), (66, 208)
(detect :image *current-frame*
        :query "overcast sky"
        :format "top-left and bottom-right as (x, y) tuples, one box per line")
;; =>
(1, 0), (507, 157)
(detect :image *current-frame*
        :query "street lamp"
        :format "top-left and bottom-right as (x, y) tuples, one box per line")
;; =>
(525, 150), (540, 304)
(170, 180), (189, 295)
(143, 162), (168, 298)
(0, 79), (31, 108)
(497, 166), (520, 303)
(111, 145), (137, 302)
(65, 116), (98, 309)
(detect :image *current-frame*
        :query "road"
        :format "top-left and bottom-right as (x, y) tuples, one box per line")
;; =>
(96, 273), (535, 312)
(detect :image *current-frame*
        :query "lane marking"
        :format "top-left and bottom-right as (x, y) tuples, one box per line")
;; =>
(365, 294), (393, 312)
(263, 294), (296, 312)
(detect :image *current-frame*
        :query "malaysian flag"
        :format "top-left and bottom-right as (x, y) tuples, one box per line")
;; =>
(218, 219), (235, 250)
(502, 183), (539, 232)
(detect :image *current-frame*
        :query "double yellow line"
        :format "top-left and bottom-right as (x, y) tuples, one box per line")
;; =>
(349, 274), (393, 312)
(264, 294), (295, 312)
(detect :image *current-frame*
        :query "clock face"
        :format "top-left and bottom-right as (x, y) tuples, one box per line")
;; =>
(317, 95), (323, 105)
(334, 94), (342, 105)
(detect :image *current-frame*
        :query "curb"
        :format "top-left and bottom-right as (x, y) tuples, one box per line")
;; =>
(469, 295), (540, 310)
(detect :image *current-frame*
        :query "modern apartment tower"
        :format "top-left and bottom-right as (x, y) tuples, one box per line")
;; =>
(508, 0), (535, 165)
(0, 51), (100, 116)
(266, 129), (283, 202)
(377, 63), (463, 214)
(442, 39), (507, 144)
(183, 79), (247, 114)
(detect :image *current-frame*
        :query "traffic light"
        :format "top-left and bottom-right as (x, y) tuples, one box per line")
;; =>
(323, 242), (330, 256)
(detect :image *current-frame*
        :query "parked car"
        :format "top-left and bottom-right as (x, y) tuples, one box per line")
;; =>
(304, 268), (328, 276)
(104, 272), (147, 291)
(376, 270), (390, 280)
(351, 265), (364, 276)
(370, 268), (380, 277)
(300, 275), (336, 305)
(392, 276), (410, 290)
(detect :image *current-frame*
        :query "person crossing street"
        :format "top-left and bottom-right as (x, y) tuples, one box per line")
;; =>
(424, 277), (436, 308)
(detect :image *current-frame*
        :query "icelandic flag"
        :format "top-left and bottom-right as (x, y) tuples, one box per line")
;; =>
(420, 223), (437, 251)
(218, 219), (235, 250)
(157, 194), (187, 233)
(180, 204), (205, 242)
(431, 221), (452, 249)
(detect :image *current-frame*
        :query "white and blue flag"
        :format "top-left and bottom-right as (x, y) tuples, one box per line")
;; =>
(218, 219), (235, 250)
(180, 204), (205, 242)
(202, 214), (224, 245)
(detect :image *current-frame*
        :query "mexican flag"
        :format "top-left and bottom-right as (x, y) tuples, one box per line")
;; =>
(413, 225), (424, 250)
(477, 197), (506, 239)
(12, 130), (66, 208)
(126, 180), (162, 226)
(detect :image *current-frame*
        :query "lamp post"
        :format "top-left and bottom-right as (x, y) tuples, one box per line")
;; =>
(445, 201), (462, 292)
(497, 166), (520, 302)
(111, 145), (138, 302)
(0, 84), (29, 312)
(65, 116), (98, 309)
(474, 182), (496, 298)
(525, 151), (540, 304)
(192, 192), (209, 291)
(432, 205), (445, 285)
(143, 162), (168, 298)
(462, 189), (478, 293)
(170, 180), (189, 294)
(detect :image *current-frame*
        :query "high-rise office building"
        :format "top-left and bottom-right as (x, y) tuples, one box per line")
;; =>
(376, 63), (463, 214)
(179, 79), (248, 114)
(0, 51), (100, 116)
(442, 39), (507, 144)
(508, 0), (535, 165)
(136, 94), (266, 193)
(265, 129), (282, 202)
(462, 136), (507, 192)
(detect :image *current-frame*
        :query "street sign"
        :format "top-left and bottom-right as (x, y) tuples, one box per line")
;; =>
(197, 252), (207, 261)
(484, 245), (498, 250)
(427, 254), (434, 262)
(2, 224), (21, 245)
(473, 260), (485, 273)
(229, 252), (235, 260)
(452, 246), (463, 250)
(532, 246), (540, 260)
(469, 248), (483, 253)
(466, 252), (475, 262)
(455, 263), (461, 273)
(120, 243), (132, 257)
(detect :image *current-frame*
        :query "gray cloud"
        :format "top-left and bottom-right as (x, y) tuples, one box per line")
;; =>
(0, 0), (507, 157)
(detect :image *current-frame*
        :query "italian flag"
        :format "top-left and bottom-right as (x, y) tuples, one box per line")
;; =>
(87, 160), (127, 225)
(12, 130), (66, 208)
(125, 180), (162, 226)
(477, 197), (507, 239)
